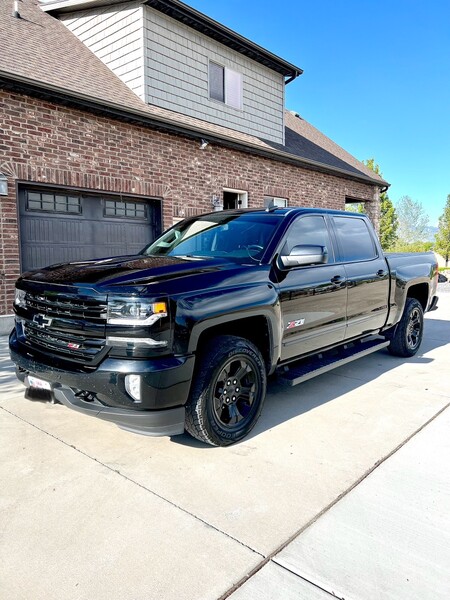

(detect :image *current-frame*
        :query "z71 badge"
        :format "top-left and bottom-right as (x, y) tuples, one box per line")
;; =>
(286, 319), (305, 329)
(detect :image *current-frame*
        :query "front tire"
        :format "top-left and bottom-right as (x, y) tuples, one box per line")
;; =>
(387, 298), (424, 357)
(185, 335), (267, 446)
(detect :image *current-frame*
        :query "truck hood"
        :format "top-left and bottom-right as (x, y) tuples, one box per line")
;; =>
(20, 254), (234, 287)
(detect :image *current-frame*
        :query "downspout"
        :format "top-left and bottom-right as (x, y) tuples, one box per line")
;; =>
(285, 69), (302, 85)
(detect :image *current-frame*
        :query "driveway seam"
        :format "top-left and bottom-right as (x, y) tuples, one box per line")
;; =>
(218, 401), (450, 599)
(270, 562), (342, 599)
(0, 405), (265, 560)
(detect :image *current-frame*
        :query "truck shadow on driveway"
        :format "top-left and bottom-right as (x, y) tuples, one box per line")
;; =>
(173, 314), (450, 447)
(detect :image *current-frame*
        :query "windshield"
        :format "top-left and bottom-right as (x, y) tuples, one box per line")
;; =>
(141, 212), (282, 263)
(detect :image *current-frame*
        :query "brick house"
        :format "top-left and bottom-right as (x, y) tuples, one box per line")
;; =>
(0, 0), (387, 330)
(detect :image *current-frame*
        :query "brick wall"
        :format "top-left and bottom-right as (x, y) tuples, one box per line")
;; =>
(0, 89), (379, 315)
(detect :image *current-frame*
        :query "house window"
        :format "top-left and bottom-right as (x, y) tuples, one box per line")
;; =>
(209, 62), (242, 110)
(222, 189), (248, 210)
(264, 197), (288, 208)
(26, 191), (81, 214)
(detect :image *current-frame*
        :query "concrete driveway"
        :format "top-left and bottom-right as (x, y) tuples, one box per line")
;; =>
(1, 291), (449, 599)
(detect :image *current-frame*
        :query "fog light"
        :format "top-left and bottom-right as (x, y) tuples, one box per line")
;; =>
(125, 374), (142, 403)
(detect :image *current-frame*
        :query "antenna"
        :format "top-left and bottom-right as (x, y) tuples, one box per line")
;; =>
(13, 0), (21, 18)
(265, 199), (278, 212)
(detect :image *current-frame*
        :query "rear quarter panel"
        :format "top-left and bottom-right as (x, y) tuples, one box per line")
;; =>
(384, 252), (438, 325)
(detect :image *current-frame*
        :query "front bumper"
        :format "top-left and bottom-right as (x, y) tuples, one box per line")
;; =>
(52, 382), (185, 436)
(10, 330), (194, 437)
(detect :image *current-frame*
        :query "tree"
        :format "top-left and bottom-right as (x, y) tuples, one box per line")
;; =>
(434, 194), (450, 266)
(395, 195), (429, 245)
(379, 195), (399, 250)
(345, 202), (365, 213)
(363, 159), (398, 250)
(391, 239), (433, 253)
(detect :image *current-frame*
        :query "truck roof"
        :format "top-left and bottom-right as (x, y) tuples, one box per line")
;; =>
(203, 207), (365, 219)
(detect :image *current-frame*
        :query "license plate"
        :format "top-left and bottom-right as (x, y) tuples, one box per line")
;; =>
(28, 376), (52, 391)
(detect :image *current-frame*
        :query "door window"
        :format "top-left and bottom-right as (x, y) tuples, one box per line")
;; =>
(333, 217), (377, 262)
(282, 215), (333, 261)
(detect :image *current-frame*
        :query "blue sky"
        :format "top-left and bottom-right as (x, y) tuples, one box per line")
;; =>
(188, 0), (450, 226)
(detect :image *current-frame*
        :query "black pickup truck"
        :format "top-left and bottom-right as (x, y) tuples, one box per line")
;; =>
(10, 207), (439, 446)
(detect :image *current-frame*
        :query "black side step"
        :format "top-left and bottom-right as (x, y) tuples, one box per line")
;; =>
(277, 338), (390, 386)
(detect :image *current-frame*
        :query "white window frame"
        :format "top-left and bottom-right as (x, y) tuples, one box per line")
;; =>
(223, 188), (248, 209)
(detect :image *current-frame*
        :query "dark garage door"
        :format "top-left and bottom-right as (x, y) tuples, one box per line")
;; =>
(19, 187), (162, 273)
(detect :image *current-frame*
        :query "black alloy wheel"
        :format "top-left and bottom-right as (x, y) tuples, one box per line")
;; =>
(211, 356), (259, 431)
(185, 335), (267, 446)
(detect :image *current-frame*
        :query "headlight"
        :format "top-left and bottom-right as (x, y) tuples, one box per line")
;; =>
(14, 288), (27, 308)
(107, 298), (167, 326)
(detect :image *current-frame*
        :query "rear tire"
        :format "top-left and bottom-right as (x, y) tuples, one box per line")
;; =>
(185, 335), (267, 446)
(387, 298), (424, 357)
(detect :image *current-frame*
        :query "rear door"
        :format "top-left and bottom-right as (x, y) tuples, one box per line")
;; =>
(331, 215), (389, 339)
(277, 214), (347, 361)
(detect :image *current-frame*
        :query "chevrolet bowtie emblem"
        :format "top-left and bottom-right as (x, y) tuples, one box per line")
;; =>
(33, 313), (53, 328)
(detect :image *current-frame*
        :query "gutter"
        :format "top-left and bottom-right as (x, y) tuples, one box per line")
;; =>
(0, 71), (387, 189)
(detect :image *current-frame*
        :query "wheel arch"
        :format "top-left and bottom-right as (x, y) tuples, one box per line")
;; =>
(190, 313), (277, 375)
(406, 282), (429, 312)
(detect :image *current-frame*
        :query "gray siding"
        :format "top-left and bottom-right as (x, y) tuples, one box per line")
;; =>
(58, 4), (285, 144)
(60, 2), (145, 100)
(144, 8), (285, 144)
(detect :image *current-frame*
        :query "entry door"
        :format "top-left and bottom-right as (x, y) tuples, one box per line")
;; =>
(277, 215), (348, 362)
(19, 187), (161, 272)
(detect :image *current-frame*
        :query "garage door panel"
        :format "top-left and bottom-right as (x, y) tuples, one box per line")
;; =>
(21, 245), (92, 271)
(22, 217), (86, 244)
(19, 188), (161, 273)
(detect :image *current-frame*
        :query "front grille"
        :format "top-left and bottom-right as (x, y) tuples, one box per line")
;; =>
(21, 290), (107, 364)
(24, 322), (104, 362)
(25, 292), (107, 322)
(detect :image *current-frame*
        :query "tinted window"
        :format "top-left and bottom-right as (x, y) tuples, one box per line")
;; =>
(282, 215), (332, 261)
(333, 217), (377, 261)
(27, 191), (81, 214)
(104, 200), (146, 220)
(142, 212), (282, 264)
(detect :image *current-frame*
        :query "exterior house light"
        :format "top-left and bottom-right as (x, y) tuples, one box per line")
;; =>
(0, 174), (8, 196)
(211, 195), (223, 211)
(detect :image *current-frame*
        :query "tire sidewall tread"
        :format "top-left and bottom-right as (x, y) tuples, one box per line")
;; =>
(388, 297), (424, 357)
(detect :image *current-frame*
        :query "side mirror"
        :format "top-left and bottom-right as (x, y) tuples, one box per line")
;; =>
(279, 245), (328, 268)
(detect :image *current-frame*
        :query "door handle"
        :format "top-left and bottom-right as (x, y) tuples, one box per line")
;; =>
(331, 275), (344, 283)
(376, 269), (387, 277)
